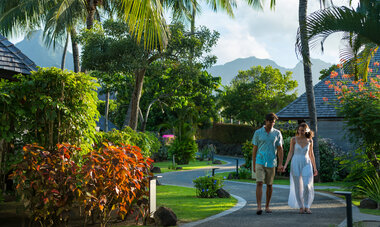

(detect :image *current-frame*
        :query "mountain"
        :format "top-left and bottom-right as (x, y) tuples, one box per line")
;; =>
(207, 56), (332, 95)
(15, 30), (74, 71)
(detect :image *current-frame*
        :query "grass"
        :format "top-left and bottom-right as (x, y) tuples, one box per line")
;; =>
(153, 160), (226, 173)
(156, 185), (237, 223)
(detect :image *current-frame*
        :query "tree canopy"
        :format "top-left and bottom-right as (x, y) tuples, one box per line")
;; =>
(218, 65), (298, 126)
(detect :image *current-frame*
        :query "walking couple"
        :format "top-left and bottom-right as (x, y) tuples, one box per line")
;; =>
(252, 113), (318, 215)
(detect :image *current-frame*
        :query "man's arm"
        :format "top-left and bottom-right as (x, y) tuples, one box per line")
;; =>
(252, 145), (258, 172)
(277, 145), (284, 172)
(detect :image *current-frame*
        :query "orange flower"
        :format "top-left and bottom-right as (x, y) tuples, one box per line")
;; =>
(328, 84), (334, 89)
(374, 62), (380, 66)
(330, 71), (339, 78)
(325, 80), (331, 85)
(377, 75), (380, 79)
(322, 97), (328, 102)
(368, 68), (373, 73)
(337, 64), (342, 68)
(337, 81), (343, 86)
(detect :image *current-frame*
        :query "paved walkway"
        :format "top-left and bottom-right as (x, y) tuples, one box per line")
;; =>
(157, 155), (380, 227)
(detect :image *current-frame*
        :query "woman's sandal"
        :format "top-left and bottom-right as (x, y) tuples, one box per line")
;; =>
(299, 208), (305, 214)
(305, 209), (312, 214)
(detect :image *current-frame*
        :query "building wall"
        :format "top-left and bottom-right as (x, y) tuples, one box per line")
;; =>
(317, 119), (355, 151)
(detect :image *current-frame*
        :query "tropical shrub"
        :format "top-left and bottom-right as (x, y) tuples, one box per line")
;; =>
(11, 143), (81, 226)
(168, 138), (198, 164)
(193, 176), (223, 198)
(81, 143), (153, 227)
(197, 144), (216, 161)
(241, 140), (253, 170)
(238, 167), (252, 179)
(0, 67), (99, 151)
(356, 173), (380, 208)
(325, 68), (380, 175)
(318, 138), (347, 182)
(95, 127), (161, 157)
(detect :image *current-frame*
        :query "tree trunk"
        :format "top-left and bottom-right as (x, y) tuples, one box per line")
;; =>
(299, 0), (320, 172)
(104, 91), (110, 132)
(61, 32), (69, 70)
(128, 69), (146, 130)
(123, 102), (132, 128)
(86, 0), (96, 29)
(70, 29), (80, 73)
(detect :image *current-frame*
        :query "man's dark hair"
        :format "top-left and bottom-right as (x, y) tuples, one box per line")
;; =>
(265, 113), (279, 121)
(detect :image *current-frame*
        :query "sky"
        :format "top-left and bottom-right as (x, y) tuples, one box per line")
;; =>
(193, 0), (358, 68)
(9, 0), (358, 69)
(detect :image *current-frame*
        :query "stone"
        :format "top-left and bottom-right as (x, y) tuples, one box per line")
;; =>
(153, 206), (177, 226)
(151, 166), (161, 173)
(359, 198), (378, 209)
(212, 160), (222, 164)
(216, 188), (230, 198)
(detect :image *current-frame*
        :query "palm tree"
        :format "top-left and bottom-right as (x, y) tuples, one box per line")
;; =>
(297, 0), (321, 172)
(296, 0), (380, 81)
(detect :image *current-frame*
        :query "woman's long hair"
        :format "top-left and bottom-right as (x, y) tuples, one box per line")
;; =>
(296, 123), (314, 139)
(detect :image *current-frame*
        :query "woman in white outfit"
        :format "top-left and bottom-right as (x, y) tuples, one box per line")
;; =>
(283, 123), (318, 214)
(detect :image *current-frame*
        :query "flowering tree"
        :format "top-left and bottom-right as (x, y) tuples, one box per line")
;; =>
(324, 62), (380, 175)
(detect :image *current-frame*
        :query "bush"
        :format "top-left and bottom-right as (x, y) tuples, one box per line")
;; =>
(81, 143), (153, 226)
(197, 144), (216, 161)
(340, 148), (376, 184)
(0, 68), (99, 151)
(241, 140), (253, 169)
(168, 138), (198, 164)
(11, 144), (81, 226)
(238, 167), (252, 179)
(318, 138), (347, 182)
(193, 176), (223, 198)
(95, 127), (161, 157)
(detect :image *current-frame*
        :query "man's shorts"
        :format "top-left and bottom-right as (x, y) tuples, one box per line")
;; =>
(256, 164), (275, 185)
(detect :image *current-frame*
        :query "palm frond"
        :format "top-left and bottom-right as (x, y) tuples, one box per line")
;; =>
(296, 6), (380, 62)
(0, 0), (49, 37)
(356, 173), (380, 203)
(119, 0), (169, 50)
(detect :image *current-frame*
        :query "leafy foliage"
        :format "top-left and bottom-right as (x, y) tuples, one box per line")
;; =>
(81, 143), (153, 226)
(326, 67), (380, 175)
(218, 65), (298, 126)
(95, 127), (161, 157)
(168, 137), (198, 165)
(318, 138), (347, 182)
(11, 144), (81, 226)
(193, 176), (223, 198)
(297, 2), (380, 80)
(241, 140), (254, 170)
(356, 173), (380, 204)
(0, 67), (99, 151)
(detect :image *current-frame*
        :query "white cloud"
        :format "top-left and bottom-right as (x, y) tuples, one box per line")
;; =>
(195, 0), (356, 68)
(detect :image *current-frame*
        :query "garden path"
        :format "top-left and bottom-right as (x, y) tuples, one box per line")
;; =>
(157, 155), (380, 227)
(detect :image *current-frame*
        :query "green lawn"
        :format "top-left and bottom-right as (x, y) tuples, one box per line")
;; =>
(153, 160), (226, 173)
(157, 185), (237, 223)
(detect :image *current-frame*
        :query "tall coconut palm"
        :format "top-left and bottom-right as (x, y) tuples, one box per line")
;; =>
(297, 0), (321, 172)
(296, 0), (380, 81)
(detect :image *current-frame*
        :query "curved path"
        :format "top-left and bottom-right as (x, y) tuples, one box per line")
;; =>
(157, 155), (349, 227)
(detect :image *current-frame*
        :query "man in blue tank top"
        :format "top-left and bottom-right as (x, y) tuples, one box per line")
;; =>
(252, 113), (283, 215)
